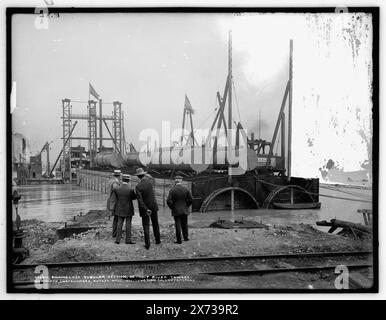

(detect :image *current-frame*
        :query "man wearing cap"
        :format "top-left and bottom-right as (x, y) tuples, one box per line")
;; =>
(108, 170), (122, 238)
(134, 167), (160, 249)
(111, 174), (137, 244)
(167, 175), (193, 244)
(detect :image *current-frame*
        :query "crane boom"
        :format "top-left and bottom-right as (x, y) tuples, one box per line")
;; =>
(49, 121), (78, 176)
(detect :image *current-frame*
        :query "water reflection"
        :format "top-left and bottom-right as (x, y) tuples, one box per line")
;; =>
(17, 185), (107, 222)
(15, 184), (372, 230)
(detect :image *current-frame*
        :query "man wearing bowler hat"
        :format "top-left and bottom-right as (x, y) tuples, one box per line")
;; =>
(111, 174), (136, 244)
(134, 167), (161, 249)
(167, 175), (193, 244)
(108, 170), (122, 238)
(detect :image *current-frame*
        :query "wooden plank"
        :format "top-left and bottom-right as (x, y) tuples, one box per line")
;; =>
(316, 219), (372, 234)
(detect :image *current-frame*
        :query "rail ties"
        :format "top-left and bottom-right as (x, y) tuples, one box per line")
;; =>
(12, 250), (373, 288)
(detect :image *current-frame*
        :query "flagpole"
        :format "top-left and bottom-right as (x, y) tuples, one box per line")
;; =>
(99, 98), (103, 152)
(181, 95), (187, 146)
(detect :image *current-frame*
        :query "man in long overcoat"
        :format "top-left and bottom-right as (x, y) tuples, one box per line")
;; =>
(167, 175), (193, 244)
(111, 174), (137, 244)
(134, 168), (160, 249)
(108, 170), (122, 238)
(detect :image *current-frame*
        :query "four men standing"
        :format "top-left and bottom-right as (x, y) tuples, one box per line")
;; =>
(109, 168), (193, 248)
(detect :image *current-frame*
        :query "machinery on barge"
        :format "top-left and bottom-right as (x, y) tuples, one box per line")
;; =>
(55, 32), (320, 212)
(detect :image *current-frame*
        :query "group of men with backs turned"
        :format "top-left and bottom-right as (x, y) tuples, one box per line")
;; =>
(108, 168), (193, 249)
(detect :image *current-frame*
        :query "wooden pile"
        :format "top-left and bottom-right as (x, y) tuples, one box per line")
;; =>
(358, 209), (373, 226)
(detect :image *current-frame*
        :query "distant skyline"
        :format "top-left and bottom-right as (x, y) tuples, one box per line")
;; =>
(11, 12), (373, 181)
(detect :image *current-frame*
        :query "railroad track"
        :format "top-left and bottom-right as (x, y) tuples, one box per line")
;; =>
(12, 250), (373, 289)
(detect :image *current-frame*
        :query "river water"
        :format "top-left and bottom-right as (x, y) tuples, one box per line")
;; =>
(14, 184), (372, 229)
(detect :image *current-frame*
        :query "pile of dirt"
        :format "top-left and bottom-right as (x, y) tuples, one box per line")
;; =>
(35, 246), (100, 263)
(71, 209), (110, 226)
(20, 219), (41, 227)
(209, 219), (269, 229)
(19, 207), (373, 264)
(20, 219), (60, 251)
(18, 210), (110, 258)
(337, 228), (373, 241)
(263, 224), (372, 254)
(23, 221), (373, 264)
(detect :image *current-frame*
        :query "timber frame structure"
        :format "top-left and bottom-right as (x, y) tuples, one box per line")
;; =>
(60, 98), (125, 181)
(203, 34), (292, 175)
(180, 95), (198, 147)
(266, 39), (294, 179)
(187, 36), (319, 211)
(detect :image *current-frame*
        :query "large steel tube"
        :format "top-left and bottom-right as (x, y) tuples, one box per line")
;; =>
(122, 152), (142, 167)
(94, 152), (124, 168)
(120, 146), (259, 172)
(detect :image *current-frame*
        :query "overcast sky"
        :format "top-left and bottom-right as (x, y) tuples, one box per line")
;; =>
(11, 12), (373, 181)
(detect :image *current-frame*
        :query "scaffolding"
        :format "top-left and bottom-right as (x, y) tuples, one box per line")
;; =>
(180, 95), (198, 147)
(88, 100), (98, 168)
(61, 99), (72, 180)
(61, 98), (125, 180)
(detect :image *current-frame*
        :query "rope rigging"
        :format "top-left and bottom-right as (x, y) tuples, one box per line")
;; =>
(232, 79), (242, 125)
(252, 176), (372, 203)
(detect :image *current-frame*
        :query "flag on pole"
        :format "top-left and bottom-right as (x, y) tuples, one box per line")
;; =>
(89, 82), (100, 100)
(184, 94), (194, 114)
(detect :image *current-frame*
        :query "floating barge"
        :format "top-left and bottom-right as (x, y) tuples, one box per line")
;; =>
(77, 169), (319, 212)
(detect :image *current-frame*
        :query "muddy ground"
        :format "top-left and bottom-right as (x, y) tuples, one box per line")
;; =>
(20, 210), (372, 265)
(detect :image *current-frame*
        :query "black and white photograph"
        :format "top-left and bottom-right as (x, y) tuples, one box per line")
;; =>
(5, 4), (378, 294)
